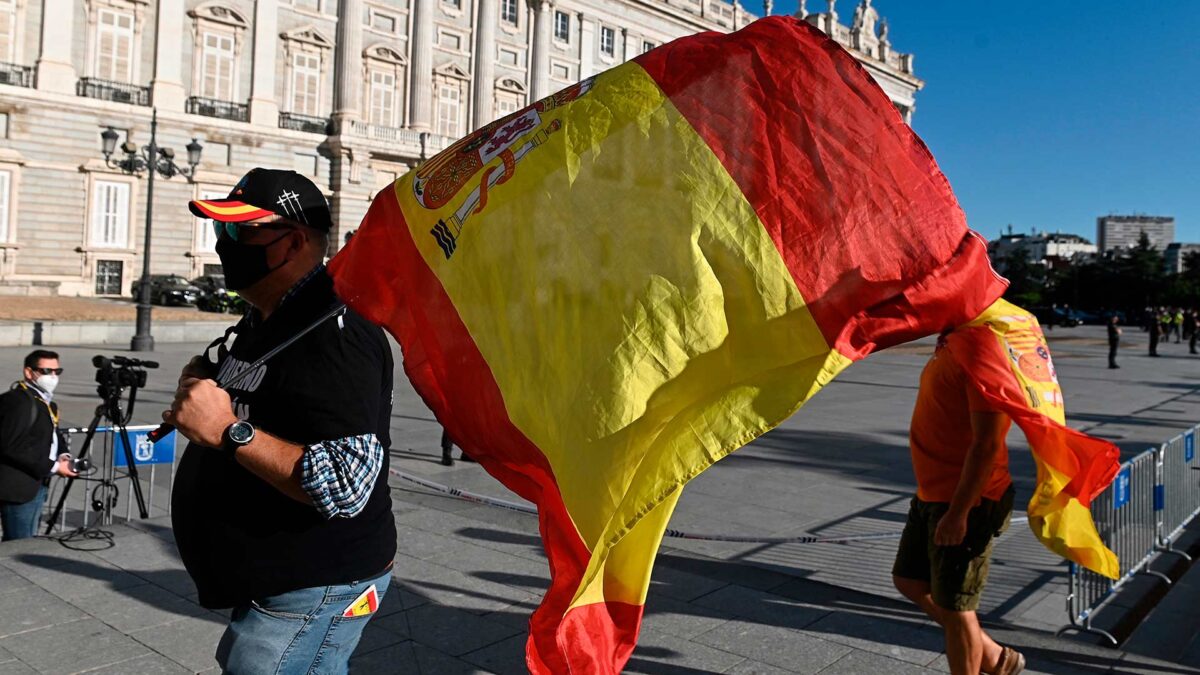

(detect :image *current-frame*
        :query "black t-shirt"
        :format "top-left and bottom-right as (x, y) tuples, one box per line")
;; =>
(172, 269), (397, 608)
(1107, 323), (1120, 343)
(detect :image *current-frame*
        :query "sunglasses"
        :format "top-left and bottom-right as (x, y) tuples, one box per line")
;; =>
(212, 222), (294, 243)
(33, 367), (63, 375)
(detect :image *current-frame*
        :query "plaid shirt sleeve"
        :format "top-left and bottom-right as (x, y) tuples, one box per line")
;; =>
(300, 433), (384, 519)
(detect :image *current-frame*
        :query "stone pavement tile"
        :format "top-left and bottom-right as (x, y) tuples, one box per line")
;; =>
(725, 659), (797, 674)
(2, 554), (148, 602)
(461, 634), (527, 675)
(0, 618), (152, 673)
(355, 622), (408, 656)
(691, 585), (830, 630)
(350, 640), (486, 674)
(421, 537), (549, 582)
(367, 610), (412, 641)
(0, 567), (35, 597)
(129, 615), (225, 672)
(804, 610), (944, 666)
(625, 629), (746, 674)
(81, 653), (192, 674)
(692, 620), (850, 674)
(1113, 654), (1200, 674)
(1122, 607), (1194, 662)
(656, 554), (795, 592)
(0, 586), (87, 638)
(817, 650), (939, 674)
(0, 660), (35, 675)
(404, 567), (543, 616)
(648, 561), (729, 603)
(403, 603), (523, 656)
(70, 582), (215, 633)
(641, 595), (731, 641)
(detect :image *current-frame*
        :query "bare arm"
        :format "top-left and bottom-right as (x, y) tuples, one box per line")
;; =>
(231, 431), (312, 506)
(934, 410), (1007, 546)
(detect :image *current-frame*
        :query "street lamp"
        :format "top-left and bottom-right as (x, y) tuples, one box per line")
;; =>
(101, 108), (202, 352)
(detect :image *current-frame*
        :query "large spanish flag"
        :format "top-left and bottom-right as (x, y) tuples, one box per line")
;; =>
(946, 299), (1121, 579)
(330, 17), (1010, 673)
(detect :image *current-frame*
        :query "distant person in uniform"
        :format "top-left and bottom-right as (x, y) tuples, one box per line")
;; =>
(1173, 309), (1184, 343)
(1107, 316), (1122, 369)
(1149, 310), (1162, 357)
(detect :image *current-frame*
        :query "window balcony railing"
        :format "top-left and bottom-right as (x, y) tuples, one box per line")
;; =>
(186, 96), (249, 122)
(278, 112), (331, 135)
(76, 77), (151, 106)
(0, 62), (34, 88)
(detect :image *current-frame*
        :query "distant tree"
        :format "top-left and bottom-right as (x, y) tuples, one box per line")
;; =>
(1000, 248), (1044, 307)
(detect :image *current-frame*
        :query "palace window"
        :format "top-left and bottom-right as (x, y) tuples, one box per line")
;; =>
(599, 26), (615, 57)
(199, 32), (235, 100)
(500, 0), (517, 25)
(95, 8), (135, 81)
(0, 170), (10, 243)
(436, 81), (462, 137)
(290, 51), (321, 115)
(368, 69), (395, 126)
(91, 180), (130, 248)
(95, 260), (123, 295)
(553, 11), (569, 42)
(0, 0), (17, 63)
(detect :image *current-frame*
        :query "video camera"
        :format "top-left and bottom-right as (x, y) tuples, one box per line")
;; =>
(92, 355), (157, 399)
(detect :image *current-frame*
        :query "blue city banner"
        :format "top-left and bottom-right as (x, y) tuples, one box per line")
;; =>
(114, 429), (177, 467)
(1186, 430), (1195, 463)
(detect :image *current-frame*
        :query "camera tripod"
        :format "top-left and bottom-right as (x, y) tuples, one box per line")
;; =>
(45, 370), (150, 535)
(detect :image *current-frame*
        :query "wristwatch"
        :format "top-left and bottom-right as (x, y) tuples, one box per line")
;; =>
(222, 420), (255, 456)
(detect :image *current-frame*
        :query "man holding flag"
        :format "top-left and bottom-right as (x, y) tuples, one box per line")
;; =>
(892, 329), (1024, 675)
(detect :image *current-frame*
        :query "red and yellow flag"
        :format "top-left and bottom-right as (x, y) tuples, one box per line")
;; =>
(945, 299), (1121, 579)
(330, 17), (1011, 673)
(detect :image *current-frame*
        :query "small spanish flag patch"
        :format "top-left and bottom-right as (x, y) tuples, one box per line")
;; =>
(342, 584), (379, 618)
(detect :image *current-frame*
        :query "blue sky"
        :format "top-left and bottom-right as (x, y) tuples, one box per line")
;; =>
(764, 1), (1200, 243)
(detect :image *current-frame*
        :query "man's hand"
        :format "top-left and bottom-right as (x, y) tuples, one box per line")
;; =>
(54, 456), (78, 478)
(180, 355), (216, 385)
(934, 509), (969, 547)
(163, 378), (238, 449)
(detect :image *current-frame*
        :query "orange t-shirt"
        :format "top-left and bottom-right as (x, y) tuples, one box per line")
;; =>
(909, 343), (1012, 503)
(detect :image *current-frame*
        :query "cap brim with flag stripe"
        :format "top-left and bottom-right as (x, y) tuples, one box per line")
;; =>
(189, 199), (276, 223)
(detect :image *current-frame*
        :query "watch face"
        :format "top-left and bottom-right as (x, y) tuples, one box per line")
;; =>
(228, 421), (254, 444)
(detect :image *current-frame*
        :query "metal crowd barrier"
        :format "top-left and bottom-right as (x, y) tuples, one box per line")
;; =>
(42, 424), (180, 533)
(1059, 425), (1200, 645)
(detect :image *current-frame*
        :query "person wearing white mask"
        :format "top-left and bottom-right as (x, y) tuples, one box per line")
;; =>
(0, 350), (77, 540)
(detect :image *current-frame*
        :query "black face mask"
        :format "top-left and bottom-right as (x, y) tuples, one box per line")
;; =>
(216, 231), (291, 291)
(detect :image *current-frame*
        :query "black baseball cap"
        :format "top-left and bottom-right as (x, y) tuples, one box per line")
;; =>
(189, 168), (332, 231)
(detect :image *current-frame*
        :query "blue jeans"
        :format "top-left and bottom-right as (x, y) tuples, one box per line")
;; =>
(216, 569), (391, 675)
(0, 483), (47, 541)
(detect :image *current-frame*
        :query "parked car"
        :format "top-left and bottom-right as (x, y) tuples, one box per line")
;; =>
(1032, 306), (1081, 328)
(130, 275), (201, 306)
(191, 274), (243, 314)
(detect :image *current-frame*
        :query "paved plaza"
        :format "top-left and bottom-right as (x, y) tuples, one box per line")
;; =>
(0, 324), (1198, 673)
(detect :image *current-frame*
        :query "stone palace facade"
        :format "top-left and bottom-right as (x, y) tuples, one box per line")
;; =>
(0, 0), (918, 296)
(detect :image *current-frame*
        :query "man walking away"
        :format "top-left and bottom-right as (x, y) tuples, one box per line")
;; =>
(0, 350), (78, 540)
(893, 330), (1024, 675)
(1107, 316), (1122, 369)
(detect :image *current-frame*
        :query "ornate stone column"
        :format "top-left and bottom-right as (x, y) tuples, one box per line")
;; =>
(35, 0), (76, 93)
(333, 0), (364, 126)
(472, 0), (498, 128)
(621, 27), (636, 62)
(409, 0), (435, 131)
(249, 0), (279, 125)
(529, 0), (553, 100)
(150, 0), (185, 109)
